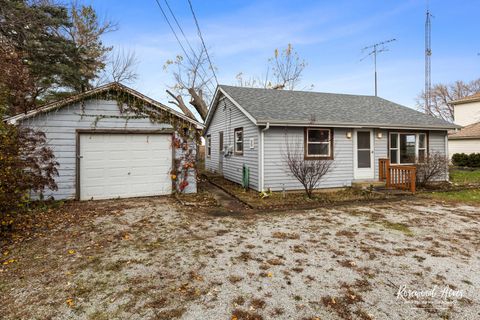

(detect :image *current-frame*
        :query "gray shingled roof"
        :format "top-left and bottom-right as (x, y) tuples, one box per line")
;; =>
(219, 85), (457, 129)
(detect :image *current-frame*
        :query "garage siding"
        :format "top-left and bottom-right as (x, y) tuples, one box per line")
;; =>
(448, 139), (480, 158)
(205, 96), (259, 190)
(20, 99), (196, 199)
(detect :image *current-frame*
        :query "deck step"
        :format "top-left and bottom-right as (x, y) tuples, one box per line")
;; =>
(352, 180), (386, 190)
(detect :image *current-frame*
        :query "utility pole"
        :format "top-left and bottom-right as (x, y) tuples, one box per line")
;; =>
(361, 39), (396, 96)
(425, 6), (433, 115)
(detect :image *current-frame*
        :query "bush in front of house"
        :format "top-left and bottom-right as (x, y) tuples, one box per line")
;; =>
(415, 152), (448, 188)
(282, 138), (333, 199)
(451, 153), (469, 167)
(467, 153), (480, 167)
(451, 153), (480, 167)
(0, 121), (59, 234)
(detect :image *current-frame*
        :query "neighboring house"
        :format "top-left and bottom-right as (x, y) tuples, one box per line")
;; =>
(448, 92), (480, 157)
(204, 85), (457, 192)
(6, 83), (203, 200)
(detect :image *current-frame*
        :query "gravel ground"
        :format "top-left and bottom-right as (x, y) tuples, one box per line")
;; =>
(0, 193), (479, 320)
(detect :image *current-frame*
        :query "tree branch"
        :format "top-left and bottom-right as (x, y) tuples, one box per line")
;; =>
(166, 89), (197, 120)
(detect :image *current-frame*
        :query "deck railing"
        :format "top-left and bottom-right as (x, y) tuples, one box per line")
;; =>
(379, 158), (389, 181)
(379, 158), (416, 194)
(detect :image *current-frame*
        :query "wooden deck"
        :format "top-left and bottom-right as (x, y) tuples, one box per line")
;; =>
(379, 158), (416, 194)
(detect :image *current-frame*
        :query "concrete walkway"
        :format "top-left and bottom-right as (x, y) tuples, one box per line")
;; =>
(204, 181), (252, 216)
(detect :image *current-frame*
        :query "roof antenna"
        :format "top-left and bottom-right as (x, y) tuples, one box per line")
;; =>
(361, 38), (397, 97)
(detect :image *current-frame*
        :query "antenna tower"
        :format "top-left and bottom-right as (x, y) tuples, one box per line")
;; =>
(361, 38), (396, 96)
(425, 6), (433, 114)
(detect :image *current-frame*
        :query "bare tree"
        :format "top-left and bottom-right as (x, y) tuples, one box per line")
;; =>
(416, 78), (480, 122)
(65, 1), (118, 91)
(415, 152), (448, 188)
(282, 136), (333, 198)
(270, 44), (307, 90)
(164, 46), (215, 121)
(235, 72), (271, 89)
(166, 89), (196, 120)
(95, 49), (139, 86)
(109, 50), (139, 84)
(236, 44), (310, 91)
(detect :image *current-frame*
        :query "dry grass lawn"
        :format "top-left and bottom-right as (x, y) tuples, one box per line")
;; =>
(1, 194), (479, 319)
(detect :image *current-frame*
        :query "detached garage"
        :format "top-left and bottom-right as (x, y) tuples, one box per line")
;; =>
(6, 83), (203, 200)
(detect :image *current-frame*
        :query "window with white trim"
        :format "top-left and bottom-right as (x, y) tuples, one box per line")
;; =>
(206, 134), (211, 157)
(390, 133), (399, 164)
(234, 128), (243, 155)
(389, 132), (427, 164)
(418, 133), (426, 162)
(305, 128), (331, 158)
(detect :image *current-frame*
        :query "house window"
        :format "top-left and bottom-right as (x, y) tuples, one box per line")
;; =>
(400, 134), (416, 164)
(389, 132), (427, 164)
(418, 133), (426, 162)
(206, 134), (211, 157)
(234, 128), (243, 155)
(390, 133), (399, 164)
(305, 128), (332, 158)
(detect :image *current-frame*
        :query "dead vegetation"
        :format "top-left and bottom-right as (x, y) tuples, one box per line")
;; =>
(232, 308), (264, 320)
(205, 173), (393, 211)
(1, 196), (478, 319)
(272, 231), (300, 240)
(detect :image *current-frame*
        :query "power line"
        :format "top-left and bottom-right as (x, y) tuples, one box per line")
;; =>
(163, 0), (195, 55)
(162, 0), (215, 95)
(154, 0), (192, 64)
(153, 0), (214, 96)
(186, 0), (219, 86)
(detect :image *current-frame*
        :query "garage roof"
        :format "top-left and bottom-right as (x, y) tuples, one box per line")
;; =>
(449, 122), (480, 140)
(6, 82), (204, 129)
(450, 92), (480, 105)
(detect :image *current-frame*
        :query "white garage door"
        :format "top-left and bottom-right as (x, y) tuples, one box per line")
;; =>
(79, 133), (172, 200)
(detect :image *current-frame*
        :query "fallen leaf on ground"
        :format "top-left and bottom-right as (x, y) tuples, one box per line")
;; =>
(66, 298), (74, 307)
(2, 259), (16, 265)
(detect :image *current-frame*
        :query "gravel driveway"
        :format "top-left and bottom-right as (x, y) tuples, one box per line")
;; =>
(1, 195), (479, 320)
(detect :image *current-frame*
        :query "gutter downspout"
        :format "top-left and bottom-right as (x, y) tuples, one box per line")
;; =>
(260, 122), (270, 192)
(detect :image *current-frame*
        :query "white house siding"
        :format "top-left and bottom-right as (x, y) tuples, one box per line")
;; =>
(263, 127), (354, 191)
(19, 99), (196, 199)
(429, 131), (447, 156)
(454, 101), (480, 126)
(374, 129), (388, 180)
(429, 130), (449, 181)
(205, 96), (259, 190)
(448, 139), (480, 158)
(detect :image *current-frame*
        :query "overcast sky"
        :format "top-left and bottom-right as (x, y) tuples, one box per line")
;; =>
(86, 0), (479, 111)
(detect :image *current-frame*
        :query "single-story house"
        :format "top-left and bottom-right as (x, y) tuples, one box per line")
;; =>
(448, 92), (480, 157)
(6, 82), (203, 200)
(203, 85), (457, 192)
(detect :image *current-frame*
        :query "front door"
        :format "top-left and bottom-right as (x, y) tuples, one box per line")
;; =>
(353, 129), (374, 180)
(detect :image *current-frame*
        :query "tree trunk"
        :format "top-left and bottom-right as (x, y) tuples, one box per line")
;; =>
(187, 87), (208, 121)
(305, 186), (312, 199)
(166, 90), (197, 121)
